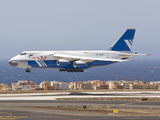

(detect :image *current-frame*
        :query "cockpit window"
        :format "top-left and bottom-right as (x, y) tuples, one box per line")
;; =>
(20, 53), (26, 55)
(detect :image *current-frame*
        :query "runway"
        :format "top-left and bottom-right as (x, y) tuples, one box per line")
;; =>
(0, 91), (160, 100)
(0, 91), (160, 109)
(0, 91), (160, 120)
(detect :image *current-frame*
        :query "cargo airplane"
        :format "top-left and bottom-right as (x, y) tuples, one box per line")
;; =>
(9, 28), (149, 73)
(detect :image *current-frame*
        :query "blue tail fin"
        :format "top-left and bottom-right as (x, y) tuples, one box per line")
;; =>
(109, 28), (136, 51)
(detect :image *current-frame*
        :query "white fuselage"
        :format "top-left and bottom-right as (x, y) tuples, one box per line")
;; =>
(9, 50), (134, 69)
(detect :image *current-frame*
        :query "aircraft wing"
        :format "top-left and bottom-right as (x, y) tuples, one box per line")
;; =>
(53, 53), (130, 62)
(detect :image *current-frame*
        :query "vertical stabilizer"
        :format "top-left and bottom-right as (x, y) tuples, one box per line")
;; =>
(109, 28), (136, 51)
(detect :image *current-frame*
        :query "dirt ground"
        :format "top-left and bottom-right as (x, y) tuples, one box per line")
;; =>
(60, 97), (160, 102)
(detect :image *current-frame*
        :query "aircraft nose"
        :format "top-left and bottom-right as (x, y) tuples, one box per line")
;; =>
(8, 60), (18, 66)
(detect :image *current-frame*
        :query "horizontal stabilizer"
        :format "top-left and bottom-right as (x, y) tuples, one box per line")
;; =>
(119, 53), (150, 56)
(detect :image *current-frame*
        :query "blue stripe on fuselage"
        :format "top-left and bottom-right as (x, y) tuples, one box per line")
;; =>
(28, 60), (117, 69)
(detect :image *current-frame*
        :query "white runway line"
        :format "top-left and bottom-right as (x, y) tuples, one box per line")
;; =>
(81, 91), (160, 94)
(0, 91), (160, 100)
(0, 95), (160, 101)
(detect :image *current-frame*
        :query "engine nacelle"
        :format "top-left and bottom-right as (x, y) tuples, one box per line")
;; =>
(73, 60), (86, 67)
(57, 59), (69, 66)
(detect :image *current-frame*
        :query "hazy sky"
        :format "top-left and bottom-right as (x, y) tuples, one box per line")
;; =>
(0, 0), (160, 59)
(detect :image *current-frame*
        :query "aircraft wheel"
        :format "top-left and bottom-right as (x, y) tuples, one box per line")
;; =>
(71, 69), (74, 72)
(26, 69), (31, 73)
(80, 69), (84, 72)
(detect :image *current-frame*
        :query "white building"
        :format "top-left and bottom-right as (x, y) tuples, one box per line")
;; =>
(108, 81), (113, 89)
(39, 82), (43, 88)
(59, 83), (69, 90)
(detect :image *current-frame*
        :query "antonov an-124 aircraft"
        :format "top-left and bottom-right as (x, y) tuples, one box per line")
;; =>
(9, 28), (149, 73)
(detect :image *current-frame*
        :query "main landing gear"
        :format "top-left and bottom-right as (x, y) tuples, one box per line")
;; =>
(59, 68), (84, 72)
(26, 69), (31, 73)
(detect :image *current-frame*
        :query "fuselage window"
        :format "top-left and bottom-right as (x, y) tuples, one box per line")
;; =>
(20, 53), (26, 55)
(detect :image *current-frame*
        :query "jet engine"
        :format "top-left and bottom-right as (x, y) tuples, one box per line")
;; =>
(57, 59), (69, 66)
(73, 60), (86, 67)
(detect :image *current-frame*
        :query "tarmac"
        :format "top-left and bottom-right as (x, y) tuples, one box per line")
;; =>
(0, 107), (160, 120)
(0, 100), (160, 109)
(0, 91), (160, 120)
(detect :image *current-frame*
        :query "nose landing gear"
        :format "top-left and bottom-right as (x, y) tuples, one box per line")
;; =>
(26, 69), (31, 73)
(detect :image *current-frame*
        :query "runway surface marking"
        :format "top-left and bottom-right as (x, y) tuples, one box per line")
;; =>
(120, 101), (144, 106)
(0, 112), (12, 116)
(0, 107), (101, 117)
(16, 114), (67, 120)
(0, 111), (80, 120)
(0, 111), (27, 119)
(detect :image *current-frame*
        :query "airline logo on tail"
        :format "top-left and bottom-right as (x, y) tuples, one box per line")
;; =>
(109, 28), (136, 51)
(124, 39), (133, 50)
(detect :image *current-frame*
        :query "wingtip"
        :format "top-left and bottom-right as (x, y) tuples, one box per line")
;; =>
(128, 60), (134, 62)
(146, 54), (152, 56)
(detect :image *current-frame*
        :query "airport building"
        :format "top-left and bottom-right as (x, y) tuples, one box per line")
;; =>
(100, 82), (109, 89)
(0, 83), (10, 91)
(40, 81), (69, 90)
(59, 82), (69, 90)
(81, 81), (93, 90)
(11, 80), (39, 91)
(7, 79), (160, 91)
(136, 84), (159, 89)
